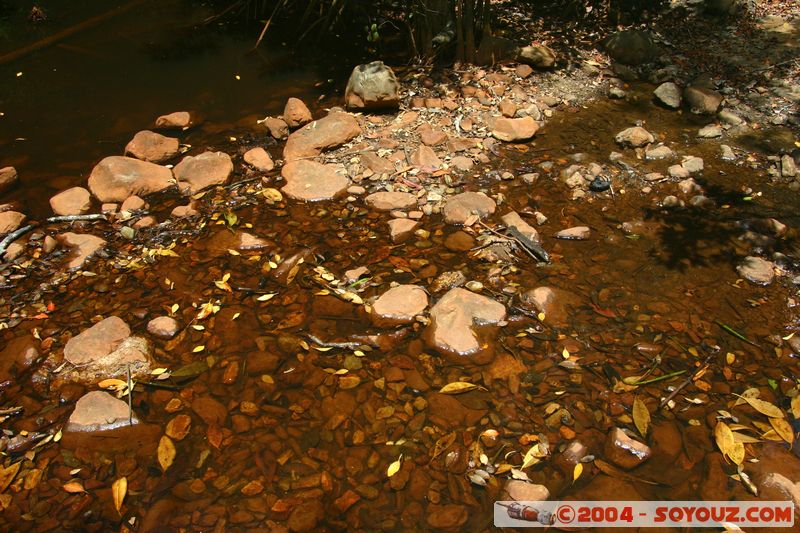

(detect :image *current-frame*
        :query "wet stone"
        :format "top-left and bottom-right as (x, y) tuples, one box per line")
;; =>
(491, 116), (539, 142)
(653, 82), (682, 109)
(120, 195), (146, 212)
(614, 126), (654, 148)
(502, 480), (550, 502)
(698, 124), (723, 138)
(125, 130), (180, 163)
(426, 287), (506, 358)
(147, 316), (180, 339)
(0, 166), (18, 194)
(63, 316), (151, 381)
(521, 286), (579, 326)
(155, 111), (193, 129)
(50, 187), (91, 216)
(263, 117), (290, 139)
(501, 211), (539, 242)
(174, 151), (233, 195)
(644, 145), (674, 160)
(737, 256), (775, 285)
(66, 391), (137, 432)
(56, 232), (106, 271)
(365, 191), (417, 211)
(371, 284), (428, 326)
(87, 156), (173, 203)
(684, 86), (723, 114)
(442, 192), (496, 225)
(444, 230), (475, 251)
(281, 160), (350, 202)
(668, 164), (690, 178)
(554, 226), (590, 240)
(283, 112), (361, 161)
(0, 211), (26, 233)
(426, 503), (468, 530)
(283, 97), (313, 129)
(243, 147), (274, 171)
(604, 427), (651, 470)
(387, 218), (419, 243)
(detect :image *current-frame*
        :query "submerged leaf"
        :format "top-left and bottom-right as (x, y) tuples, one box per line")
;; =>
(737, 395), (784, 419)
(769, 417), (795, 445)
(63, 481), (86, 493)
(112, 477), (127, 513)
(387, 455), (402, 477)
(573, 463), (583, 483)
(0, 462), (21, 493)
(158, 435), (176, 472)
(632, 397), (650, 438)
(715, 421), (735, 461)
(439, 382), (482, 394)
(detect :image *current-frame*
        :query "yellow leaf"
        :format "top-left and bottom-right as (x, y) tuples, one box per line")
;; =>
(98, 378), (128, 391)
(573, 463), (583, 483)
(112, 477), (127, 514)
(728, 442), (745, 465)
(0, 462), (21, 493)
(151, 368), (168, 376)
(222, 273), (230, 282)
(192, 345), (205, 353)
(228, 249), (240, 256)
(63, 481), (86, 493)
(170, 303), (179, 314)
(770, 417), (795, 445)
(632, 397), (650, 438)
(333, 369), (349, 375)
(739, 395), (784, 419)
(191, 325), (205, 331)
(232, 312), (240, 320)
(354, 350), (366, 357)
(726, 352), (735, 365)
(792, 396), (800, 419)
(715, 420), (735, 460)
(387, 455), (402, 477)
(537, 312), (546, 321)
(521, 442), (547, 469)
(561, 347), (570, 359)
(256, 293), (277, 302)
(439, 382), (481, 394)
(158, 435), (176, 472)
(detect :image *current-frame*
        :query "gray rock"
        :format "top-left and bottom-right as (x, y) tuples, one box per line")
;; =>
(645, 145), (674, 160)
(608, 87), (627, 99)
(603, 29), (659, 65)
(615, 126), (654, 148)
(684, 86), (723, 114)
(781, 154), (797, 177)
(720, 144), (736, 161)
(653, 82), (682, 109)
(517, 44), (556, 68)
(682, 156), (704, 173)
(737, 256), (775, 285)
(718, 109), (744, 125)
(698, 124), (723, 138)
(345, 61), (400, 110)
(668, 165), (690, 179)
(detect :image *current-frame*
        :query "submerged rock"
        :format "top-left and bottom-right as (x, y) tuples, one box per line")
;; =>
(345, 61), (400, 110)
(521, 286), (580, 326)
(147, 316), (180, 339)
(281, 160), (350, 202)
(737, 256), (775, 285)
(426, 287), (506, 360)
(684, 86), (723, 114)
(0, 211), (26, 233)
(555, 226), (590, 240)
(365, 192), (417, 211)
(502, 480), (550, 502)
(283, 112), (361, 161)
(443, 192), (497, 224)
(50, 186), (91, 216)
(63, 316), (151, 382)
(605, 427), (651, 470)
(371, 284), (428, 326)
(174, 151), (233, 195)
(387, 218), (419, 243)
(154, 111), (194, 129)
(243, 147), (275, 171)
(56, 232), (106, 270)
(125, 130), (180, 163)
(88, 156), (174, 203)
(67, 391), (136, 432)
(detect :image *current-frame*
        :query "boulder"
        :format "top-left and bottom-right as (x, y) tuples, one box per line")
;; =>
(125, 130), (180, 163)
(0, 211), (25, 234)
(56, 232), (106, 270)
(653, 82), (682, 109)
(426, 287), (506, 359)
(443, 192), (496, 225)
(681, 156), (704, 173)
(243, 147), (274, 171)
(154, 111), (194, 129)
(502, 480), (550, 502)
(174, 151), (233, 195)
(603, 29), (659, 65)
(66, 391), (137, 432)
(615, 126), (654, 148)
(517, 44), (556, 68)
(344, 61), (400, 110)
(120, 195), (146, 212)
(684, 86), (723, 114)
(63, 316), (152, 382)
(50, 187), (91, 216)
(281, 160), (349, 202)
(283, 112), (361, 161)
(410, 145), (442, 170)
(501, 211), (539, 242)
(365, 191), (417, 211)
(87, 156), (174, 203)
(521, 286), (580, 326)
(0, 166), (18, 194)
(737, 256), (775, 285)
(147, 316), (180, 339)
(605, 427), (651, 470)
(387, 218), (419, 243)
(371, 284), (428, 326)
(283, 97), (313, 128)
(491, 116), (539, 142)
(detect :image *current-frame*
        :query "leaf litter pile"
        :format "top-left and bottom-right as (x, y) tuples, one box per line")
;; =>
(2, 96), (800, 531)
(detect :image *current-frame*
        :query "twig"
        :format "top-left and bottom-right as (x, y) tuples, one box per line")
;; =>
(659, 352), (715, 410)
(46, 214), (107, 223)
(305, 333), (363, 350)
(0, 225), (34, 257)
(126, 364), (133, 426)
(1, 214), (109, 257)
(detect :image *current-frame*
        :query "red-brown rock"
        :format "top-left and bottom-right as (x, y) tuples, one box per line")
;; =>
(50, 187), (91, 216)
(604, 427), (651, 470)
(491, 116), (539, 142)
(365, 191), (417, 211)
(0, 166), (18, 194)
(371, 284), (428, 326)
(56, 232), (107, 270)
(174, 151), (233, 195)
(87, 156), (174, 202)
(281, 160), (350, 202)
(283, 112), (361, 161)
(283, 98), (313, 128)
(125, 130), (180, 163)
(442, 192), (496, 224)
(243, 147), (274, 171)
(0, 211), (25, 233)
(66, 391), (136, 432)
(426, 287), (506, 358)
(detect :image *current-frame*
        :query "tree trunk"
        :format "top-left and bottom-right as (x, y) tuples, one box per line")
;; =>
(455, 0), (465, 61)
(464, 0), (476, 63)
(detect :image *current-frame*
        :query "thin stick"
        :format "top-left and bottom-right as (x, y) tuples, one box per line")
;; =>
(0, 225), (34, 257)
(659, 352), (715, 409)
(126, 364), (133, 426)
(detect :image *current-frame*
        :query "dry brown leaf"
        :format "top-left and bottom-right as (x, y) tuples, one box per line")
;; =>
(112, 477), (127, 514)
(732, 431), (762, 444)
(0, 462), (21, 493)
(714, 420), (735, 460)
(439, 382), (483, 394)
(158, 435), (176, 472)
(573, 463), (583, 483)
(739, 396), (784, 419)
(792, 396), (800, 420)
(63, 481), (86, 493)
(769, 417), (795, 445)
(165, 414), (192, 441)
(728, 442), (745, 465)
(632, 397), (650, 438)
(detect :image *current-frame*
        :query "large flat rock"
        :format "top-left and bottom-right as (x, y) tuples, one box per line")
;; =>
(283, 112), (361, 161)
(174, 151), (233, 195)
(56, 232), (106, 271)
(371, 284), (428, 326)
(87, 156), (174, 203)
(426, 287), (506, 360)
(281, 160), (350, 202)
(66, 391), (137, 432)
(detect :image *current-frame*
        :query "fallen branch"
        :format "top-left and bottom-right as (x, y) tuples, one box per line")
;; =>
(46, 214), (107, 224)
(659, 352), (715, 410)
(0, 225), (35, 257)
(0, 214), (109, 257)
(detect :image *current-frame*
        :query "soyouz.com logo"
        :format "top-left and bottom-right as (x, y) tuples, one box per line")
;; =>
(493, 501), (795, 528)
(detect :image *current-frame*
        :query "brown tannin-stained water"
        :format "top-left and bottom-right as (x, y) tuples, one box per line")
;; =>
(2, 4), (800, 533)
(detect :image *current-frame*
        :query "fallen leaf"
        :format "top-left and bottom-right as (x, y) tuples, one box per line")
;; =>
(632, 397), (651, 438)
(439, 382), (482, 394)
(387, 455), (402, 477)
(158, 435), (176, 472)
(112, 477), (127, 514)
(715, 420), (735, 461)
(573, 463), (583, 483)
(792, 396), (800, 419)
(738, 395), (784, 419)
(63, 481), (86, 493)
(769, 417), (795, 445)
(256, 293), (277, 302)
(98, 378), (128, 391)
(728, 442), (745, 465)
(0, 462), (21, 493)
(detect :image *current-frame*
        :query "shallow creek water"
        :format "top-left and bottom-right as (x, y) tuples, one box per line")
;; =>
(2, 5), (800, 533)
